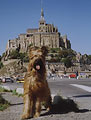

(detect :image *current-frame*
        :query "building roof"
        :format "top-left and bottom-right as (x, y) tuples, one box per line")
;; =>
(27, 28), (38, 34)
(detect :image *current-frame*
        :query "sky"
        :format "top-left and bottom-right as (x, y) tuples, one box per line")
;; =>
(0, 0), (91, 56)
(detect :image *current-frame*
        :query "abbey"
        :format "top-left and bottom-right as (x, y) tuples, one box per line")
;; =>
(6, 8), (71, 55)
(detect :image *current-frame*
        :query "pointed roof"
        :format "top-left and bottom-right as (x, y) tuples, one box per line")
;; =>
(41, 8), (44, 18)
(40, 8), (45, 21)
(39, 7), (46, 25)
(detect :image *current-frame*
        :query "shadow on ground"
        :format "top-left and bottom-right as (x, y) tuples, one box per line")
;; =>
(41, 95), (90, 116)
(10, 103), (23, 106)
(73, 94), (91, 98)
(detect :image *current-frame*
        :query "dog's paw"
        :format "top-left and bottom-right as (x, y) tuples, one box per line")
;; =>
(34, 112), (40, 118)
(21, 114), (30, 120)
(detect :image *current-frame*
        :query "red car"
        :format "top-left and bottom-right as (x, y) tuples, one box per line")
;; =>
(69, 74), (76, 78)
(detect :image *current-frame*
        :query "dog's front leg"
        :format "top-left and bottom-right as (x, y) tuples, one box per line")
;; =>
(22, 94), (33, 119)
(34, 98), (41, 118)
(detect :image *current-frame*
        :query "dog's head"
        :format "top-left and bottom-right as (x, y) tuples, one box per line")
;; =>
(29, 46), (48, 73)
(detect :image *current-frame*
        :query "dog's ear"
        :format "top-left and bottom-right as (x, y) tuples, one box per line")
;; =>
(41, 46), (48, 56)
(28, 48), (32, 58)
(28, 47), (33, 57)
(29, 46), (39, 58)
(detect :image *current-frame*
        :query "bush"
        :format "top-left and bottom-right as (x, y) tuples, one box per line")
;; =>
(88, 55), (91, 61)
(0, 94), (10, 111)
(0, 62), (3, 69)
(59, 50), (69, 58)
(9, 50), (19, 59)
(0, 55), (1, 61)
(23, 56), (29, 62)
(61, 58), (72, 68)
(0, 87), (11, 92)
(19, 53), (29, 62)
(9, 50), (29, 62)
(59, 49), (75, 59)
(2, 52), (6, 58)
(12, 89), (23, 97)
(50, 48), (60, 53)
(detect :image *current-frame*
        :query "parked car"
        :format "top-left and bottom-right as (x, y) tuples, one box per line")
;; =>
(60, 74), (69, 79)
(2, 77), (14, 83)
(69, 74), (76, 78)
(0, 77), (2, 82)
(16, 77), (24, 83)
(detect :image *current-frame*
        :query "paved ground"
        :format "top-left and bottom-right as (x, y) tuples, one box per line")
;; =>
(0, 78), (91, 120)
(0, 92), (91, 120)
(0, 92), (23, 120)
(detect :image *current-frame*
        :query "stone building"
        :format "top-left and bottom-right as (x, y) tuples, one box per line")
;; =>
(6, 8), (71, 55)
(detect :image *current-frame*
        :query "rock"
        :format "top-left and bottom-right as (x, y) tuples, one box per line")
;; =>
(2, 86), (11, 91)
(16, 88), (24, 94)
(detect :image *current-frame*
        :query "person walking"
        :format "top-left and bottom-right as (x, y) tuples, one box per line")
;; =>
(76, 70), (79, 79)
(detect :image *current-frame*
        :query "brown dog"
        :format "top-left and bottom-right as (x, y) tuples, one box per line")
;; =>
(22, 46), (52, 119)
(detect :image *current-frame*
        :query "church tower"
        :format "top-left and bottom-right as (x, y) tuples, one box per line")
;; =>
(39, 0), (46, 29)
(39, 8), (46, 26)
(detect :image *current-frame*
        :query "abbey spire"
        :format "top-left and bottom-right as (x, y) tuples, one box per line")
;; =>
(41, 8), (44, 19)
(39, 0), (46, 26)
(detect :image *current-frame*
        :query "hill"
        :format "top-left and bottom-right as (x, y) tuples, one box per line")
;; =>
(0, 60), (27, 77)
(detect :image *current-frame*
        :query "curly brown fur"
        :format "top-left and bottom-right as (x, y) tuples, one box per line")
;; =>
(22, 46), (52, 119)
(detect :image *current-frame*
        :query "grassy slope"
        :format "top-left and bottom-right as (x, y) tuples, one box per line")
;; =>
(0, 61), (27, 76)
(0, 94), (10, 111)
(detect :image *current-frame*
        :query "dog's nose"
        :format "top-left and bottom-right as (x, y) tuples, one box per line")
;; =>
(35, 65), (40, 70)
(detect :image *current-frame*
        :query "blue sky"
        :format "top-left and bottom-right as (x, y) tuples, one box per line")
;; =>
(0, 0), (91, 55)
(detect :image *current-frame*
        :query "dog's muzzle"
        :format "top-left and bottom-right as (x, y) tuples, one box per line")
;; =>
(33, 58), (44, 71)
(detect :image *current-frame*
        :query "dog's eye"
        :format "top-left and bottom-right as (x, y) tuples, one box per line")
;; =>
(30, 56), (34, 59)
(30, 55), (38, 59)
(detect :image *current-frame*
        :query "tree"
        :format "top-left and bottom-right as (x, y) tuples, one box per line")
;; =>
(59, 49), (75, 59)
(50, 48), (60, 53)
(9, 50), (19, 59)
(0, 62), (3, 69)
(19, 53), (29, 62)
(9, 49), (29, 63)
(61, 58), (72, 68)
(59, 50), (68, 58)
(2, 52), (6, 58)
(0, 55), (1, 61)
(88, 55), (91, 61)
(19, 53), (26, 61)
(23, 56), (29, 62)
